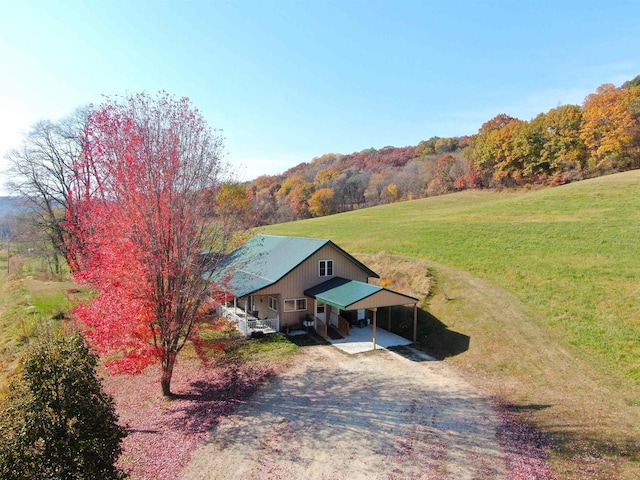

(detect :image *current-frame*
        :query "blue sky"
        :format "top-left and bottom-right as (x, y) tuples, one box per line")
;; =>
(1, 0), (639, 188)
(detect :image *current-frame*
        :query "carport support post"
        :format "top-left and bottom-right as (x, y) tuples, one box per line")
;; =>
(372, 307), (377, 350)
(388, 306), (391, 332)
(413, 304), (417, 342)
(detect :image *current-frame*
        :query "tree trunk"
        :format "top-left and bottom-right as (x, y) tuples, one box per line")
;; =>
(52, 250), (61, 276)
(161, 350), (177, 396)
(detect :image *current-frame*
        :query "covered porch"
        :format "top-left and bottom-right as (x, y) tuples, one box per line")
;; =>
(304, 277), (419, 350)
(217, 296), (280, 337)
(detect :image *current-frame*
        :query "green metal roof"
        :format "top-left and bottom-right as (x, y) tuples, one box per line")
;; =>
(206, 234), (378, 298)
(304, 277), (382, 310)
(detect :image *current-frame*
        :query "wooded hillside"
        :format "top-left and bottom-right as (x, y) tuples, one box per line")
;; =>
(248, 76), (640, 225)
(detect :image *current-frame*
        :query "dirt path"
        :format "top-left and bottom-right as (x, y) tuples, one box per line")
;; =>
(180, 345), (506, 480)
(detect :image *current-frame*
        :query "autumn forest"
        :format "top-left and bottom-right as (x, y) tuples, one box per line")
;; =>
(246, 76), (640, 225)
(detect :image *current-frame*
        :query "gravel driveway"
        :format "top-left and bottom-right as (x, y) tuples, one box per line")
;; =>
(180, 345), (506, 480)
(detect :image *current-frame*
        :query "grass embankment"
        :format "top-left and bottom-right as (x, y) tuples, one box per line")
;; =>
(262, 170), (640, 478)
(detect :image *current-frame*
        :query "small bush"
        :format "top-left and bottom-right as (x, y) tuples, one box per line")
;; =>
(0, 327), (126, 480)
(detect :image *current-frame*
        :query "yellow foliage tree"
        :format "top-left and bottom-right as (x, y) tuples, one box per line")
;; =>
(276, 176), (303, 198)
(386, 183), (399, 201)
(308, 188), (335, 217)
(314, 167), (340, 186)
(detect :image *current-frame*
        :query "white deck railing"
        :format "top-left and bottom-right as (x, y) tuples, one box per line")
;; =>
(247, 317), (279, 333)
(217, 304), (279, 337)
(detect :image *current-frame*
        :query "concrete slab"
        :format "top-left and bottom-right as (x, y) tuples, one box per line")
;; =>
(329, 324), (412, 354)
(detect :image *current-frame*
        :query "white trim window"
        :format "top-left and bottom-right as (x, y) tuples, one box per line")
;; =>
(319, 259), (334, 277)
(283, 298), (308, 312)
(268, 296), (278, 311)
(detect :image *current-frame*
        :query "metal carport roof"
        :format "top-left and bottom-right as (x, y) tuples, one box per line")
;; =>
(304, 277), (418, 310)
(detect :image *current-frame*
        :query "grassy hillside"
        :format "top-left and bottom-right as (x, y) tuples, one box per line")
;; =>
(262, 170), (640, 478)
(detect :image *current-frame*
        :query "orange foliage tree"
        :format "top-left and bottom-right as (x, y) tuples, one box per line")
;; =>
(288, 182), (315, 218)
(581, 83), (640, 172)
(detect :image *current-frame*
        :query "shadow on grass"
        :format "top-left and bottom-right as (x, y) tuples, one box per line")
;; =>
(549, 431), (640, 475)
(286, 331), (329, 347)
(504, 404), (552, 412)
(416, 310), (470, 359)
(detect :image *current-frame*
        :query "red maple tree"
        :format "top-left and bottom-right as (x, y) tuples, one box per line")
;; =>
(66, 92), (230, 396)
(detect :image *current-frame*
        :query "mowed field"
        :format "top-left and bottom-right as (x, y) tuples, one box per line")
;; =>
(262, 170), (640, 478)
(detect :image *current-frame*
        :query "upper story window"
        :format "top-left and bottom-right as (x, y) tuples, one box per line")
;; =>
(319, 259), (334, 277)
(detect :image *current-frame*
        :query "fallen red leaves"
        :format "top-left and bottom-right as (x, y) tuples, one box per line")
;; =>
(102, 358), (275, 480)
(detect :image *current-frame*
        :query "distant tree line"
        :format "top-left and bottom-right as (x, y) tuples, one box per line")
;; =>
(5, 76), (640, 240)
(247, 76), (640, 225)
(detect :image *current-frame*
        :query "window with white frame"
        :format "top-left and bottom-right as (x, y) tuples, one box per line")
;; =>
(268, 296), (278, 311)
(319, 259), (334, 277)
(283, 298), (308, 312)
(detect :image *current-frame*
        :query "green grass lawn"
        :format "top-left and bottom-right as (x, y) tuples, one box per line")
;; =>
(262, 170), (640, 478)
(263, 171), (640, 385)
(0, 268), (80, 396)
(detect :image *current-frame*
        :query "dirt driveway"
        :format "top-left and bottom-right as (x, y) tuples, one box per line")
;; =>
(180, 345), (506, 480)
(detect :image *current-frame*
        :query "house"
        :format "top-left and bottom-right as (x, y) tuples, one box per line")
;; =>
(206, 234), (419, 347)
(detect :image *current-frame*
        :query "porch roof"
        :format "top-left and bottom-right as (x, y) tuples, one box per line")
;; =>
(304, 277), (418, 311)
